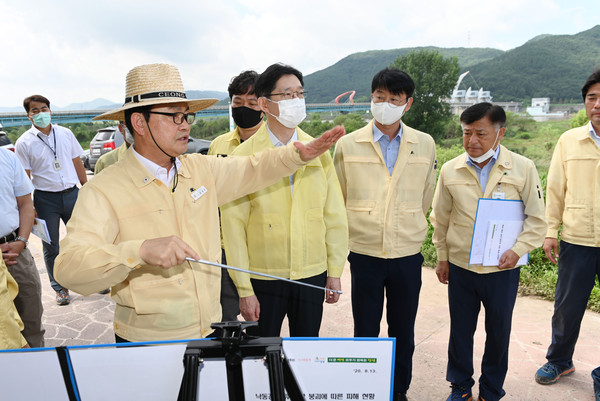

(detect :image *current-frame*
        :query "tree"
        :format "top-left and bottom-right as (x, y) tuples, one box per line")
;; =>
(570, 108), (588, 128)
(391, 50), (460, 140)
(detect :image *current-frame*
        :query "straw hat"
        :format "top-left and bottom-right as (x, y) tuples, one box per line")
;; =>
(93, 63), (218, 121)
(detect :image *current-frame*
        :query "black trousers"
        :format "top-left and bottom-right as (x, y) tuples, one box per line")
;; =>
(447, 263), (520, 401)
(349, 251), (423, 395)
(546, 241), (600, 367)
(249, 271), (327, 337)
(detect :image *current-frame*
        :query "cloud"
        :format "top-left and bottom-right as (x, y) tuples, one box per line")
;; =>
(0, 0), (598, 107)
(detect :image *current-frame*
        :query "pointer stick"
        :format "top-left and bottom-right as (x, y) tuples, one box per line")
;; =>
(185, 257), (342, 295)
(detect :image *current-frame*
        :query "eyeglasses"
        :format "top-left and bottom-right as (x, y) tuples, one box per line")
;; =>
(148, 111), (196, 125)
(371, 94), (407, 107)
(268, 90), (307, 100)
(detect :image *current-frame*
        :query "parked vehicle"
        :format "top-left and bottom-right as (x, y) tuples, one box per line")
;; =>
(0, 124), (15, 152)
(88, 126), (124, 170)
(185, 137), (211, 155)
(80, 149), (91, 170)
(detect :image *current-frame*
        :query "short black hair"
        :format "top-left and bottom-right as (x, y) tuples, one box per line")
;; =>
(23, 95), (50, 113)
(371, 68), (415, 98)
(460, 102), (506, 127)
(228, 70), (259, 99)
(582, 69), (600, 100)
(254, 63), (303, 98)
(124, 106), (151, 135)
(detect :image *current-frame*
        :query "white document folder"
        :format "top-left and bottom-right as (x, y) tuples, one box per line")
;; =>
(469, 198), (528, 266)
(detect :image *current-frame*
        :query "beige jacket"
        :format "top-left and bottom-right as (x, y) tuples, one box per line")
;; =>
(333, 120), (437, 258)
(430, 145), (547, 272)
(55, 145), (306, 342)
(546, 124), (600, 246)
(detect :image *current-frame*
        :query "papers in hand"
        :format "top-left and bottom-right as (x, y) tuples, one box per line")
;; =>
(31, 218), (51, 244)
(482, 220), (528, 266)
(469, 198), (528, 266)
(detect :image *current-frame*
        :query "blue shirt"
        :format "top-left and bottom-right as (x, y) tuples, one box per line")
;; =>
(466, 146), (501, 193)
(0, 148), (34, 236)
(373, 123), (402, 175)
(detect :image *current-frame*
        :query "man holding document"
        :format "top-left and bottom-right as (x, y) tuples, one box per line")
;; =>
(430, 103), (546, 401)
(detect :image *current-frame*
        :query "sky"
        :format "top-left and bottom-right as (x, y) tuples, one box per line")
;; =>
(1, 0), (598, 108)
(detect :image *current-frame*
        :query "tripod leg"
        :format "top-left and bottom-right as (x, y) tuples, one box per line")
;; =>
(225, 353), (245, 401)
(265, 346), (286, 401)
(178, 349), (201, 401)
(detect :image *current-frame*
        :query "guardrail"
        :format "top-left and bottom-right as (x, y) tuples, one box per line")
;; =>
(0, 103), (371, 127)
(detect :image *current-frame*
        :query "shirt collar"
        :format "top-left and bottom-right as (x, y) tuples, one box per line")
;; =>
(266, 124), (297, 147)
(372, 122), (402, 143)
(590, 122), (600, 140)
(131, 145), (182, 179)
(29, 124), (54, 136)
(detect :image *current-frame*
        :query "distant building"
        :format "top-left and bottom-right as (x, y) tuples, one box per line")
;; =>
(526, 98), (565, 121)
(527, 98), (551, 115)
(448, 71), (521, 115)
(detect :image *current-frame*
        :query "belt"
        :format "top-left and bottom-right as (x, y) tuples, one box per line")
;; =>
(36, 186), (77, 194)
(0, 230), (18, 245)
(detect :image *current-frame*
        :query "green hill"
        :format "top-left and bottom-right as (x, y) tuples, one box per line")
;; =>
(304, 47), (503, 103)
(467, 25), (600, 102)
(304, 25), (600, 103)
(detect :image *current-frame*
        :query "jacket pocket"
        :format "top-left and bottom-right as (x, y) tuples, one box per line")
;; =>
(129, 274), (195, 329)
(305, 208), (327, 265)
(247, 213), (288, 268)
(346, 200), (378, 244)
(562, 203), (592, 238)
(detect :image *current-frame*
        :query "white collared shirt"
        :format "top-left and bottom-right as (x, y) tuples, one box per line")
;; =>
(267, 124), (298, 194)
(590, 122), (600, 148)
(132, 146), (182, 188)
(0, 148), (34, 236)
(14, 124), (84, 192)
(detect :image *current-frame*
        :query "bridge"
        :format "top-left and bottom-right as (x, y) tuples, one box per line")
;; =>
(0, 103), (372, 127)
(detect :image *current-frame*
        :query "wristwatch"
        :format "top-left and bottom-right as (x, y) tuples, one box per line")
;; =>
(15, 236), (28, 248)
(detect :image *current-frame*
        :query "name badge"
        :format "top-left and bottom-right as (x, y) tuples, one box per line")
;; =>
(53, 159), (62, 171)
(191, 186), (207, 201)
(492, 192), (505, 199)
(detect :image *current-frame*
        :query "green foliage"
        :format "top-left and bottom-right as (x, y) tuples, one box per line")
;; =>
(391, 50), (460, 141)
(5, 122), (114, 148)
(570, 109), (589, 128)
(303, 26), (600, 105)
(191, 117), (229, 139)
(299, 113), (334, 137)
(333, 113), (368, 133)
(466, 26), (600, 102)
(435, 143), (464, 167)
(299, 113), (367, 137)
(504, 112), (536, 138)
(304, 47), (504, 103)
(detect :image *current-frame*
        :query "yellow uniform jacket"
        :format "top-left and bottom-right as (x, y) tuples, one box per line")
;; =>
(221, 124), (348, 298)
(333, 120), (437, 258)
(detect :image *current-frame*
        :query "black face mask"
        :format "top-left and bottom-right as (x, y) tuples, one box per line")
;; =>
(231, 106), (263, 129)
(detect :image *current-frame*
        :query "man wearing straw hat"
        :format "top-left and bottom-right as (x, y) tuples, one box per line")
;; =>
(54, 63), (344, 343)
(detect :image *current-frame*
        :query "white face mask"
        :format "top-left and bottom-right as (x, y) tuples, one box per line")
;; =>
(267, 97), (306, 128)
(468, 128), (501, 163)
(370, 100), (407, 126)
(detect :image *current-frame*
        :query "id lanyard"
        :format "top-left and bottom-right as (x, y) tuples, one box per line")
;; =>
(37, 128), (62, 171)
